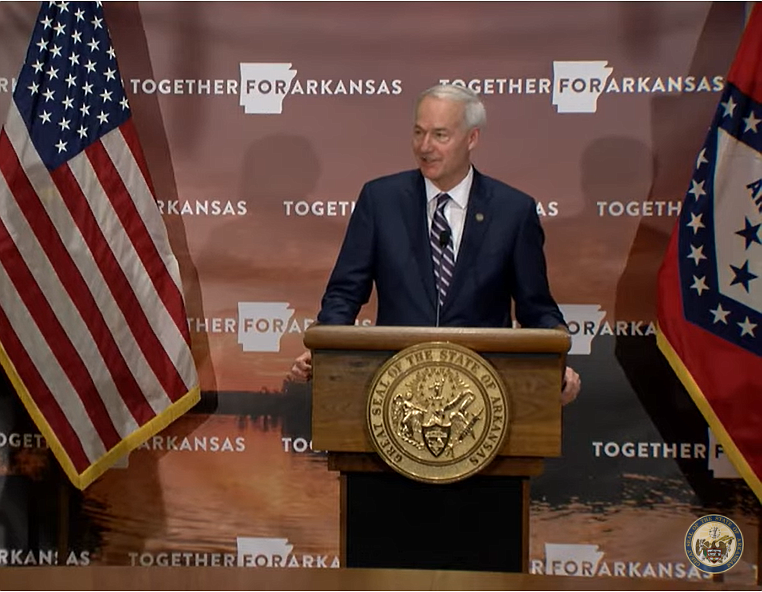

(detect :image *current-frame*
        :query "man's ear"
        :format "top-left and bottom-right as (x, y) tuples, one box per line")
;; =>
(467, 128), (480, 151)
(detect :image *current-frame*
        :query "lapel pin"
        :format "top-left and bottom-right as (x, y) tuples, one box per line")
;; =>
(475, 213), (484, 222)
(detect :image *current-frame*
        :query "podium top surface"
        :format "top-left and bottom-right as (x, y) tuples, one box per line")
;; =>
(304, 325), (570, 353)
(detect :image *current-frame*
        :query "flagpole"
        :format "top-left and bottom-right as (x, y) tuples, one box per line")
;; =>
(56, 463), (69, 566)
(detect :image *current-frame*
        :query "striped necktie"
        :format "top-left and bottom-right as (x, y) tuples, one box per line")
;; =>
(430, 193), (455, 306)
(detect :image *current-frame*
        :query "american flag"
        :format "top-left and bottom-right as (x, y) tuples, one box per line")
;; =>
(0, 1), (199, 490)
(657, 5), (762, 502)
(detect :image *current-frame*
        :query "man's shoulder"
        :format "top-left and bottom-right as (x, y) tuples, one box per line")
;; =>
(363, 169), (421, 192)
(476, 170), (536, 210)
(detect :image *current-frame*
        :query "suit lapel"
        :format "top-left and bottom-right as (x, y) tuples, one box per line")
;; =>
(401, 171), (437, 309)
(443, 169), (492, 310)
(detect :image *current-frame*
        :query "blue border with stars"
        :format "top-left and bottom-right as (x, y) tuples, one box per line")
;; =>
(678, 82), (762, 357)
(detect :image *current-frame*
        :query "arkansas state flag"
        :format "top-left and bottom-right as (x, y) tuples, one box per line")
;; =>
(657, 5), (762, 502)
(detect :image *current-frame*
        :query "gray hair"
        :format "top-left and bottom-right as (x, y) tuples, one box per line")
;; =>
(416, 84), (487, 130)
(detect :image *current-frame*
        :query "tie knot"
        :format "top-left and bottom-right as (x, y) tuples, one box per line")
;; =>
(436, 193), (450, 210)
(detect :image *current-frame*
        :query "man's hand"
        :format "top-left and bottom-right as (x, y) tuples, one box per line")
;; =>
(562, 366), (580, 406)
(288, 350), (313, 382)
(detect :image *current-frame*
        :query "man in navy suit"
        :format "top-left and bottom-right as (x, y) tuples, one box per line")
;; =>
(291, 83), (580, 403)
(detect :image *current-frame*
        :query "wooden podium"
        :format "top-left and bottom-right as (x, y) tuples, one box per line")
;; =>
(304, 326), (570, 574)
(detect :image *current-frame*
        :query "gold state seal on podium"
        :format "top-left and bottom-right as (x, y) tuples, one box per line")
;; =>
(366, 342), (510, 484)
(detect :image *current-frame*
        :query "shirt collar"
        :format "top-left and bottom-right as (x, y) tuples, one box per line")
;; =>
(424, 166), (473, 210)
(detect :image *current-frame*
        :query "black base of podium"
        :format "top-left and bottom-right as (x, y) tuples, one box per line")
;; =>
(344, 472), (525, 572)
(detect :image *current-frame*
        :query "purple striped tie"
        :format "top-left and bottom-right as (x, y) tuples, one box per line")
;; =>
(430, 193), (455, 306)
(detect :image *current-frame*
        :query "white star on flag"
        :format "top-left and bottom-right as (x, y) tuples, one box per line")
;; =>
(710, 304), (730, 324)
(696, 148), (709, 169)
(743, 111), (761, 133)
(687, 245), (707, 266)
(738, 317), (757, 337)
(691, 276), (710, 296)
(688, 180), (706, 200)
(687, 213), (705, 234)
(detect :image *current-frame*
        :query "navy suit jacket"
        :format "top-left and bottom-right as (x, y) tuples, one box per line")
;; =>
(317, 168), (565, 329)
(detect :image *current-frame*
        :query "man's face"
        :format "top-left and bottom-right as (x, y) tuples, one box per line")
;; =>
(412, 96), (479, 191)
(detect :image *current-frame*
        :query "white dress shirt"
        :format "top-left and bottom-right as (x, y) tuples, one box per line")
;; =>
(424, 166), (474, 260)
